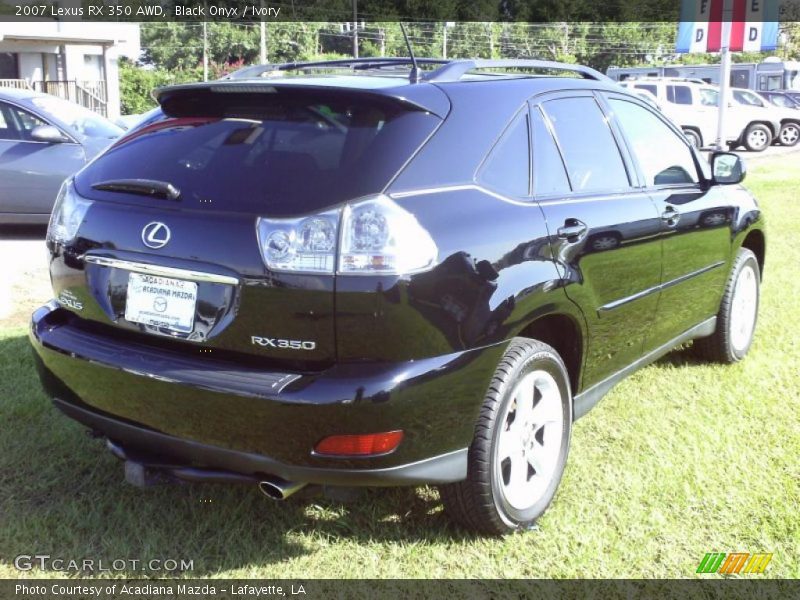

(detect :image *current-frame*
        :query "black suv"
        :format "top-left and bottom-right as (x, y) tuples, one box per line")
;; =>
(30, 59), (765, 534)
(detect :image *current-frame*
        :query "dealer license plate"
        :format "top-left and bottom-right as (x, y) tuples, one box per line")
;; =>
(124, 273), (197, 333)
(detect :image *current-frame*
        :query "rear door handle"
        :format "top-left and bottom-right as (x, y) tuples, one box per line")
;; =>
(557, 219), (588, 242)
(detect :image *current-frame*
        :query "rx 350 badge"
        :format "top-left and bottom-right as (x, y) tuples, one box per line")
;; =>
(251, 336), (316, 351)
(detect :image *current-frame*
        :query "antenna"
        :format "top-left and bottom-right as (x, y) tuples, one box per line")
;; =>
(399, 22), (420, 83)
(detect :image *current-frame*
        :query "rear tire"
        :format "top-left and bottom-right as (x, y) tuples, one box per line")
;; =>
(742, 123), (772, 152)
(439, 338), (572, 535)
(693, 248), (760, 363)
(778, 122), (800, 147)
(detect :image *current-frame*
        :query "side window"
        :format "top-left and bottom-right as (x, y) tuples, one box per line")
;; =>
(667, 85), (692, 105)
(530, 107), (570, 196)
(542, 97), (629, 192)
(609, 99), (699, 186)
(733, 90), (764, 107)
(699, 88), (718, 106)
(7, 105), (48, 140)
(0, 102), (20, 141)
(477, 111), (530, 198)
(634, 84), (658, 98)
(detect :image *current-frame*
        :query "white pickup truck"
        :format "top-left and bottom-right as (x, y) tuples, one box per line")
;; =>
(619, 78), (782, 152)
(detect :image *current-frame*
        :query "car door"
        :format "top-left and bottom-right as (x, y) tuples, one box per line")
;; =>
(602, 92), (731, 352)
(0, 100), (86, 217)
(532, 92), (663, 388)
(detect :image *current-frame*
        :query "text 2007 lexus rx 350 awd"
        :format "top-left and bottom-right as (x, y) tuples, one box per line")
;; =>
(30, 59), (764, 534)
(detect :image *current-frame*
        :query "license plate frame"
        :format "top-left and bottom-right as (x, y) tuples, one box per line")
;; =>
(124, 272), (198, 334)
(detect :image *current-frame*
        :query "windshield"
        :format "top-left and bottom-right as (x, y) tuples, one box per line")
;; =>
(74, 90), (440, 216)
(31, 96), (122, 139)
(733, 90), (765, 107)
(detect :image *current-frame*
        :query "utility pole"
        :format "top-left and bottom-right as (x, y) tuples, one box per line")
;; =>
(259, 1), (267, 64)
(202, 21), (209, 81)
(352, 0), (358, 58)
(715, 16), (733, 150)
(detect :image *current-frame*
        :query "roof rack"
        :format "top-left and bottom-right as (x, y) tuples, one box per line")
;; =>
(423, 59), (611, 83)
(223, 58), (450, 80)
(223, 57), (612, 84)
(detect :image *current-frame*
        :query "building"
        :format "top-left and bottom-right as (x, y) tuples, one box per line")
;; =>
(0, 22), (140, 119)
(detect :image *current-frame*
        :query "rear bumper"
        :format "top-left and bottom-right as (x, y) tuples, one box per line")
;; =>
(31, 302), (506, 486)
(53, 398), (468, 486)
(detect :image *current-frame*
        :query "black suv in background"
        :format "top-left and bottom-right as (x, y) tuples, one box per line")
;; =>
(30, 59), (764, 534)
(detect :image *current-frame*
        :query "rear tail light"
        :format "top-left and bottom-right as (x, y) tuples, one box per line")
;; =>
(256, 208), (339, 274)
(314, 431), (404, 457)
(256, 195), (437, 276)
(339, 195), (438, 275)
(47, 180), (92, 245)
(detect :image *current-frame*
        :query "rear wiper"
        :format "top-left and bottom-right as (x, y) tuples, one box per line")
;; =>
(92, 179), (181, 201)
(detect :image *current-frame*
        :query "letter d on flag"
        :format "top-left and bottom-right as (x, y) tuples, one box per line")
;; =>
(676, 0), (780, 54)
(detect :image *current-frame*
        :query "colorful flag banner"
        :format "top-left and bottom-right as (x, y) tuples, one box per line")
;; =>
(676, 0), (780, 53)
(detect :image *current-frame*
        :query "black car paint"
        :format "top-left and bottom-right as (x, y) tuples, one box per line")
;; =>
(30, 74), (765, 486)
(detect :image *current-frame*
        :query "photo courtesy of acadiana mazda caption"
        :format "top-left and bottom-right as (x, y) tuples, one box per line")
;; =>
(29, 58), (765, 535)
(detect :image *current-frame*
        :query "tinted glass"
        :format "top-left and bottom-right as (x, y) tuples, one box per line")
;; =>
(75, 90), (440, 216)
(634, 84), (658, 97)
(667, 85), (692, 105)
(610, 99), (698, 186)
(542, 97), (629, 192)
(768, 94), (794, 108)
(9, 105), (47, 140)
(531, 107), (570, 196)
(733, 90), (764, 107)
(478, 111), (530, 197)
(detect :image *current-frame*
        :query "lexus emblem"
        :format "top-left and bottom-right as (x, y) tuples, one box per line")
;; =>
(141, 222), (171, 249)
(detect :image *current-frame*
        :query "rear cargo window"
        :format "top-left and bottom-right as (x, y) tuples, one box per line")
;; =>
(74, 89), (439, 216)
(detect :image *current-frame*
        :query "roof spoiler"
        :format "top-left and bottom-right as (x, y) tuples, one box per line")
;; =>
(152, 80), (451, 119)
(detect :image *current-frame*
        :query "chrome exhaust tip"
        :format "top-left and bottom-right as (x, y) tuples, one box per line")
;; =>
(258, 477), (307, 500)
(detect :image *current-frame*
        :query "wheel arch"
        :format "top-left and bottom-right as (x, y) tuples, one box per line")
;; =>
(517, 313), (584, 395)
(682, 126), (703, 146)
(740, 228), (766, 278)
(753, 120), (779, 137)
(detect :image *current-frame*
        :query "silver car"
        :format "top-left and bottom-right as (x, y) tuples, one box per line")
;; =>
(0, 88), (122, 224)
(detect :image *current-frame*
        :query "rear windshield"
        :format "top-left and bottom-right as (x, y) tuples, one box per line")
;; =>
(74, 88), (439, 216)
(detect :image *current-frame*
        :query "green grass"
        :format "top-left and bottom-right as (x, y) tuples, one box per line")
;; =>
(1, 153), (799, 579)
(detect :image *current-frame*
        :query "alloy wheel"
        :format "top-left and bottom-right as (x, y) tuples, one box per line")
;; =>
(729, 263), (758, 353)
(747, 128), (769, 150)
(494, 370), (565, 511)
(780, 124), (800, 146)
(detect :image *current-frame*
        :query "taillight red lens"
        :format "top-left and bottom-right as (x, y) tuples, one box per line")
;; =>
(314, 431), (404, 457)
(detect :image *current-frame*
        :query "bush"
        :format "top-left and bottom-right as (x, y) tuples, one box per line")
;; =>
(119, 60), (203, 115)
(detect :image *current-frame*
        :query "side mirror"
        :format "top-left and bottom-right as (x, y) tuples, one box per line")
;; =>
(711, 152), (746, 185)
(30, 124), (68, 144)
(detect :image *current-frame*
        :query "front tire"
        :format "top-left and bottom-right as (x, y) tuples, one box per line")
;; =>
(742, 123), (772, 152)
(694, 248), (760, 363)
(439, 338), (572, 535)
